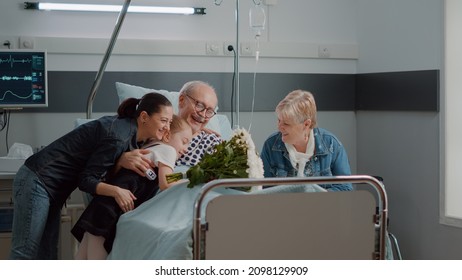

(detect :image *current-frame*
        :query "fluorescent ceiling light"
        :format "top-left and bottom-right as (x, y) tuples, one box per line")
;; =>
(24, 2), (206, 15)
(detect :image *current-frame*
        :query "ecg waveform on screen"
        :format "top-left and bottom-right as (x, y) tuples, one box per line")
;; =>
(0, 90), (42, 101)
(0, 55), (33, 68)
(1, 76), (33, 81)
(0, 51), (47, 107)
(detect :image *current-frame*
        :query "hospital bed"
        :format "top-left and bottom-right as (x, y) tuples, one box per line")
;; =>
(75, 82), (400, 259)
(79, 81), (399, 260)
(77, 78), (400, 260)
(107, 175), (396, 260)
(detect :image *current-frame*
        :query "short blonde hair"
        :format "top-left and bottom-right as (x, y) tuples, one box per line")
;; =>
(275, 90), (317, 128)
(170, 114), (192, 134)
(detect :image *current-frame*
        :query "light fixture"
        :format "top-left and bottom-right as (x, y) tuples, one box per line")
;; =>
(24, 2), (206, 15)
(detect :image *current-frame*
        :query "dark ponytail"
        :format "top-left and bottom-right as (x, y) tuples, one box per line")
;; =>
(117, 92), (172, 118)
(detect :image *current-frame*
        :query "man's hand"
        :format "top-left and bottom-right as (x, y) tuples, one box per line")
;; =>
(201, 127), (221, 137)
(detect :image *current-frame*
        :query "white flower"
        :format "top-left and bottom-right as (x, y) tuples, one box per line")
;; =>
(232, 128), (263, 179)
(236, 128), (264, 191)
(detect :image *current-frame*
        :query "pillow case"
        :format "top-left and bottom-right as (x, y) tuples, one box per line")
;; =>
(115, 82), (180, 114)
(115, 82), (232, 140)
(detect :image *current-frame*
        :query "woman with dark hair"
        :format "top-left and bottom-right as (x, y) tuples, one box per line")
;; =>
(9, 92), (173, 260)
(72, 115), (193, 259)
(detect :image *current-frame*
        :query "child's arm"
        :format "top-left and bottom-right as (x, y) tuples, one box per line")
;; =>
(157, 162), (186, 190)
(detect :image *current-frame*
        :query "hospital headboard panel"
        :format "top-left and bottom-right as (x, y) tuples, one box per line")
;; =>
(204, 190), (376, 260)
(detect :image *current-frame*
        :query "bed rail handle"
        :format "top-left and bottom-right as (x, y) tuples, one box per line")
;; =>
(192, 175), (388, 260)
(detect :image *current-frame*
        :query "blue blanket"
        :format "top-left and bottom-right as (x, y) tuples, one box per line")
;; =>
(107, 181), (325, 260)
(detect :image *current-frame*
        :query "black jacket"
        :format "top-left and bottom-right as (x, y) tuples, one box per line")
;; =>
(25, 115), (137, 207)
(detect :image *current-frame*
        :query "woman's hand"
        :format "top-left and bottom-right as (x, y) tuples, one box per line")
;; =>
(95, 182), (137, 212)
(113, 187), (137, 213)
(115, 149), (154, 177)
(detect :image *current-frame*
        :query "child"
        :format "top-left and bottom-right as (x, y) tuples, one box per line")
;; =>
(71, 115), (192, 259)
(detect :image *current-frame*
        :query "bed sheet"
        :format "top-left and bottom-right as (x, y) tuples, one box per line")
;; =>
(107, 181), (325, 260)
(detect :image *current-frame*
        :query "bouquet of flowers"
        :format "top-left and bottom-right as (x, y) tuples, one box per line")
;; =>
(166, 128), (264, 190)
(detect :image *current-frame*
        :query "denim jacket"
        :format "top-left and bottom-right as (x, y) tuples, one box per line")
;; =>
(260, 127), (352, 191)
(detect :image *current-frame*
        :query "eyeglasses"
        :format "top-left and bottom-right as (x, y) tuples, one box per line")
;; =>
(185, 94), (217, 118)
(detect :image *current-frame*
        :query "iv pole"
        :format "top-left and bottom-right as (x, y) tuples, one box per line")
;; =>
(86, 0), (131, 119)
(234, 0), (240, 128)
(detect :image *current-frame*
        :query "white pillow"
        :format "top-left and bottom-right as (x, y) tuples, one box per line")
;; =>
(115, 82), (180, 114)
(115, 82), (233, 140)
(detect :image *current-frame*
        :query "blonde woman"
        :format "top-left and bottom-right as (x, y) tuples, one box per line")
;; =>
(260, 90), (352, 191)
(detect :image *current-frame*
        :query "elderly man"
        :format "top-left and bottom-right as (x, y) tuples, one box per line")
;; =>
(117, 80), (222, 175)
(175, 80), (222, 166)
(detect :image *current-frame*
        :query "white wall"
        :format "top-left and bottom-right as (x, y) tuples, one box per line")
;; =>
(443, 0), (462, 224)
(356, 0), (462, 259)
(356, 0), (442, 73)
(1, 0), (359, 73)
(1, 0), (358, 44)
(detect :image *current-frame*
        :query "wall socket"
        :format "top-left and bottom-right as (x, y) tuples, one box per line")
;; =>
(19, 36), (35, 49)
(0, 36), (17, 49)
(318, 45), (331, 58)
(205, 41), (221, 56)
(223, 42), (235, 56)
(240, 42), (254, 56)
(0, 36), (35, 49)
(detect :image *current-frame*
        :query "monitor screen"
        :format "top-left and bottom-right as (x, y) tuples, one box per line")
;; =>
(0, 50), (48, 109)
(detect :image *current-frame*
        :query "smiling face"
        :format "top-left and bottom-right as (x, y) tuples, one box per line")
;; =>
(178, 83), (218, 134)
(275, 90), (317, 151)
(277, 113), (311, 147)
(138, 105), (174, 142)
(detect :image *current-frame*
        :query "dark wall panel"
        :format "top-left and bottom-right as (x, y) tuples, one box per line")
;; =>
(239, 73), (356, 112)
(20, 70), (438, 113)
(356, 70), (439, 112)
(21, 71), (356, 113)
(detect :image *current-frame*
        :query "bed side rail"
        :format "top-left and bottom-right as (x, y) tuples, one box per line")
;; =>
(192, 175), (388, 260)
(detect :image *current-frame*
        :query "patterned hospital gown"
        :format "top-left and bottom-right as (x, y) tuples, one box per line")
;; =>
(176, 131), (222, 166)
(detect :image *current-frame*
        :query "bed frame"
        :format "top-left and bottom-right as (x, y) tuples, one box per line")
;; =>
(193, 175), (388, 260)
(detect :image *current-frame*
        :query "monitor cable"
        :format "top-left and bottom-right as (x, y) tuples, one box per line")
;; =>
(0, 109), (11, 153)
